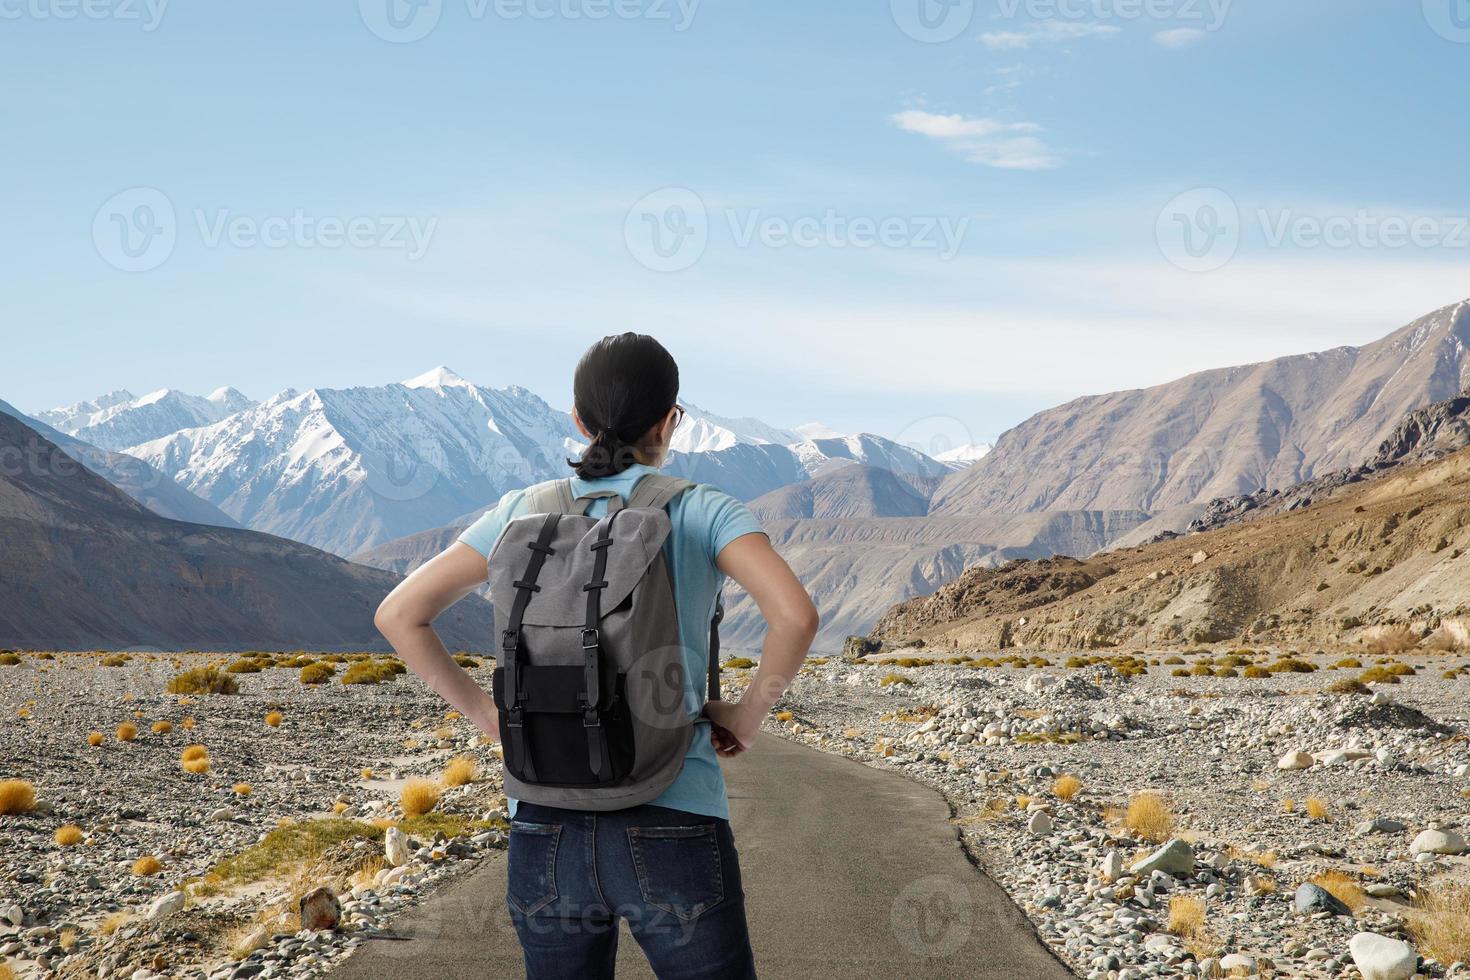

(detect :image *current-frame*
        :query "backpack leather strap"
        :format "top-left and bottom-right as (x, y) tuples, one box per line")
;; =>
(501, 511), (561, 781)
(580, 511), (617, 779)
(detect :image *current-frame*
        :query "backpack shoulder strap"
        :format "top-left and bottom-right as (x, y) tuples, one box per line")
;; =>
(522, 478), (576, 515)
(626, 473), (695, 511)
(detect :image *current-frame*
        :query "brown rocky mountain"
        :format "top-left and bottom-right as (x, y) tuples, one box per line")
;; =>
(870, 445), (1470, 653)
(930, 300), (1470, 521)
(0, 412), (494, 651)
(746, 464), (930, 521)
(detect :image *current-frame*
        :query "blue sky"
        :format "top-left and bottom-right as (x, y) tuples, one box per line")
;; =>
(4, 0), (1468, 447)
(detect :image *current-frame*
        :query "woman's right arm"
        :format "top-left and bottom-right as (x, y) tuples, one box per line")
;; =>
(704, 533), (819, 757)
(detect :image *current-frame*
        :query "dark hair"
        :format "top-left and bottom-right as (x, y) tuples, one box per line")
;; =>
(567, 333), (679, 479)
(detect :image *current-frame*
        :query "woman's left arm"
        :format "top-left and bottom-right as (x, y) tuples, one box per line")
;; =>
(375, 542), (501, 741)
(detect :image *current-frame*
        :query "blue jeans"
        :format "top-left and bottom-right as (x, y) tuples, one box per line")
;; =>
(507, 802), (757, 980)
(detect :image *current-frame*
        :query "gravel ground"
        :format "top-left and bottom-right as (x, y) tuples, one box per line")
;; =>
(5, 647), (1470, 980)
(746, 648), (1470, 980)
(0, 651), (510, 980)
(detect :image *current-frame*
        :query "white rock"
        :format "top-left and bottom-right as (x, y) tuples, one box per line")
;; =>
(209, 806), (236, 822)
(1409, 828), (1468, 856)
(1027, 811), (1054, 836)
(146, 891), (186, 921)
(1278, 750), (1314, 770)
(1100, 850), (1124, 883)
(384, 826), (411, 867)
(1349, 932), (1417, 980)
(1219, 953), (1255, 973)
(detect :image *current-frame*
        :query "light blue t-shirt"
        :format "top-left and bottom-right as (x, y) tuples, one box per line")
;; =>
(457, 464), (764, 821)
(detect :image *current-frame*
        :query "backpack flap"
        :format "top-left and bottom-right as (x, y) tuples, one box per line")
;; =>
(487, 509), (671, 630)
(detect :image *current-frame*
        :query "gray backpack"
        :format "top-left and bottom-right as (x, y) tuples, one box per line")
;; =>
(487, 473), (724, 811)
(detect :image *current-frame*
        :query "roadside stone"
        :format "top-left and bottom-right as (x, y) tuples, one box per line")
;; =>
(146, 892), (186, 921)
(1349, 932), (1417, 980)
(1278, 750), (1314, 770)
(1131, 839), (1194, 877)
(299, 888), (341, 932)
(384, 826), (411, 867)
(1294, 882), (1351, 916)
(1410, 828), (1468, 856)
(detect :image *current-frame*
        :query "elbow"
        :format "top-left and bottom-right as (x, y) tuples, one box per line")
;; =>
(374, 596), (411, 639)
(779, 598), (820, 644)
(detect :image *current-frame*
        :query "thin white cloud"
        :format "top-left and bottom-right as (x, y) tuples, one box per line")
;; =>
(1154, 27), (1207, 49)
(981, 21), (1121, 50)
(892, 110), (1060, 171)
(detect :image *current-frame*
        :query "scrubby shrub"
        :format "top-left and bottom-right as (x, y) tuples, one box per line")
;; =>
(1189, 664), (1213, 677)
(1163, 655), (1185, 665)
(342, 661), (397, 685)
(1125, 792), (1176, 843)
(54, 824), (83, 846)
(1053, 775), (1082, 801)
(151, 720), (173, 734)
(181, 744), (208, 762)
(443, 756), (477, 787)
(264, 711), (283, 728)
(182, 758), (211, 774)
(1171, 668), (1190, 677)
(100, 655), (128, 667)
(453, 654), (480, 669)
(86, 732), (104, 746)
(1359, 666), (1402, 685)
(181, 716), (197, 730)
(1214, 667), (1238, 678)
(1305, 796), (1331, 822)
(879, 673), (913, 687)
(1328, 678), (1370, 696)
(115, 723), (138, 742)
(1268, 658), (1317, 673)
(234, 783), (253, 796)
(723, 657), (755, 670)
(131, 855), (163, 876)
(400, 779), (441, 818)
(0, 780), (37, 815)
(1243, 666), (1270, 679)
(300, 662), (335, 685)
(225, 658), (263, 674)
(167, 667), (239, 696)
(0, 653), (21, 666)
(1167, 894), (1206, 939)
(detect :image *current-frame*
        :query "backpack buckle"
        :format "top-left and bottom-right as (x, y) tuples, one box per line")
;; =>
(506, 707), (524, 728)
(500, 630), (519, 655)
(582, 706), (601, 728)
(581, 628), (600, 649)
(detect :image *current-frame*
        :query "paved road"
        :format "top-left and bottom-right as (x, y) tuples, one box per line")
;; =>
(335, 737), (1074, 979)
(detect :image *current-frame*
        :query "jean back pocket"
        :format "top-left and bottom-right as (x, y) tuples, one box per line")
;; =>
(626, 824), (725, 922)
(507, 821), (561, 916)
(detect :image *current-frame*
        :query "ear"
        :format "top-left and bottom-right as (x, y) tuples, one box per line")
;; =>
(571, 409), (592, 440)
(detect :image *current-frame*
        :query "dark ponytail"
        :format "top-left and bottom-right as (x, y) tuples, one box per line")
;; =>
(568, 333), (679, 480)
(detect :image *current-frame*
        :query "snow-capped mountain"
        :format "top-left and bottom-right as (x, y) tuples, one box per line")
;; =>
(94, 366), (949, 557)
(38, 386), (255, 450)
(935, 443), (993, 468)
(671, 402), (801, 454)
(127, 370), (580, 556)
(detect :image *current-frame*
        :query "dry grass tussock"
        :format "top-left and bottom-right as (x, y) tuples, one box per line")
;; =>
(443, 756), (477, 787)
(1053, 775), (1082, 800)
(1411, 880), (1470, 965)
(0, 780), (37, 815)
(234, 783), (253, 796)
(115, 722), (138, 742)
(87, 732), (104, 747)
(1306, 796), (1331, 822)
(1167, 894), (1205, 938)
(264, 710), (283, 728)
(1361, 624), (1420, 655)
(152, 720), (173, 734)
(132, 855), (164, 876)
(400, 779), (442, 818)
(54, 824), (84, 846)
(1125, 792), (1177, 843)
(1311, 870), (1367, 912)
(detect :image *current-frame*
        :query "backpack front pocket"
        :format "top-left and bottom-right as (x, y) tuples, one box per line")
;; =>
(494, 665), (635, 787)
